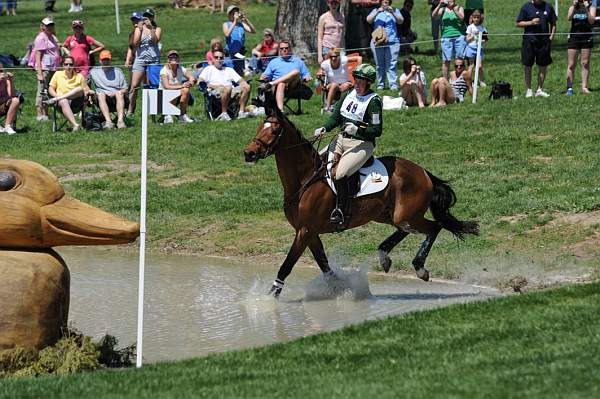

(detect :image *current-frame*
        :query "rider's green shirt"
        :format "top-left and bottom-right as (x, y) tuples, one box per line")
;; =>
(323, 89), (383, 143)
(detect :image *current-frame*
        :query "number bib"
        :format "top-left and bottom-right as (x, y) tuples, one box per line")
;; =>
(340, 89), (378, 123)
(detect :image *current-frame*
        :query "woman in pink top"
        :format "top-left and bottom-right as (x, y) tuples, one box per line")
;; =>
(317, 0), (345, 64)
(29, 17), (62, 121)
(62, 20), (105, 78)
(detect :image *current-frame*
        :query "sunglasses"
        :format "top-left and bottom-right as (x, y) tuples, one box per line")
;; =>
(64, 63), (74, 66)
(214, 56), (224, 60)
(455, 64), (464, 68)
(279, 47), (290, 51)
(168, 56), (179, 60)
(330, 55), (339, 59)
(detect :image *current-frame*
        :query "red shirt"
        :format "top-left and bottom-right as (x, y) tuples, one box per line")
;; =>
(257, 40), (276, 63)
(64, 34), (96, 77)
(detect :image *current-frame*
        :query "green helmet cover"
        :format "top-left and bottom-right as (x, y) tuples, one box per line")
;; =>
(352, 63), (376, 83)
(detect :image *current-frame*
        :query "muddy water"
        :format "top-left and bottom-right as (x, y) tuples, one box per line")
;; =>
(58, 248), (499, 363)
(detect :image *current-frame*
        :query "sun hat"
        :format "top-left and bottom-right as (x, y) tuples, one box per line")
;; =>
(167, 49), (180, 58)
(130, 11), (142, 21)
(41, 17), (54, 26)
(226, 5), (239, 15)
(142, 8), (155, 18)
(99, 50), (112, 61)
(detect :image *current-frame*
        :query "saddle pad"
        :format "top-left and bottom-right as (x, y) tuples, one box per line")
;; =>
(326, 150), (389, 198)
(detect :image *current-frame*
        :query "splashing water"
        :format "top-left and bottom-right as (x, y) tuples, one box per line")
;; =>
(304, 262), (372, 301)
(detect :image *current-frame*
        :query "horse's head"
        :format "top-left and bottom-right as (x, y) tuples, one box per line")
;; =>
(244, 87), (286, 164)
(244, 116), (284, 164)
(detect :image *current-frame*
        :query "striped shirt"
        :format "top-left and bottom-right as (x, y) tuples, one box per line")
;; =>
(450, 74), (468, 102)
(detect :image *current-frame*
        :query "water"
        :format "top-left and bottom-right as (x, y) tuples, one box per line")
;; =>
(58, 247), (499, 363)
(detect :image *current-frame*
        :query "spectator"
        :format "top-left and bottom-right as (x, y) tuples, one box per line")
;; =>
(206, 38), (224, 66)
(69, 0), (83, 13)
(198, 49), (252, 121)
(465, 9), (488, 87)
(399, 56), (427, 108)
(399, 0), (417, 55)
(430, 58), (472, 106)
(516, 0), (556, 98)
(260, 40), (312, 111)
(45, 56), (91, 132)
(159, 50), (196, 124)
(347, 1), (379, 59)
(367, 0), (404, 90)
(5, 1), (17, 16)
(89, 50), (128, 129)
(464, 0), (484, 23)
(29, 17), (61, 122)
(433, 0), (466, 79)
(222, 5), (256, 76)
(128, 8), (162, 116)
(211, 0), (225, 14)
(566, 0), (596, 95)
(173, 0), (184, 8)
(250, 29), (278, 74)
(0, 67), (20, 135)
(317, 48), (362, 112)
(62, 20), (105, 78)
(125, 12), (142, 70)
(318, 0), (345, 64)
(429, 0), (441, 53)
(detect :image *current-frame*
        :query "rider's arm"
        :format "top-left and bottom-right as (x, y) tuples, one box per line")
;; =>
(361, 96), (383, 140)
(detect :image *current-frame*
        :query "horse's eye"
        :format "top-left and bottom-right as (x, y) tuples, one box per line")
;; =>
(0, 171), (17, 191)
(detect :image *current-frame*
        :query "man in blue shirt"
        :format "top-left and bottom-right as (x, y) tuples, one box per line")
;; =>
(260, 40), (312, 111)
(516, 0), (557, 98)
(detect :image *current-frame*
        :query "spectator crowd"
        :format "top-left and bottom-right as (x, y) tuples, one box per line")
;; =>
(1, 0), (599, 134)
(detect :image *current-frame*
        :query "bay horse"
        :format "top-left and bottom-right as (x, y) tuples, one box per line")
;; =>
(243, 94), (479, 298)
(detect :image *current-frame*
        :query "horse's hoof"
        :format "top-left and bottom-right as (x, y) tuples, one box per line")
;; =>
(416, 268), (429, 282)
(268, 279), (284, 298)
(378, 250), (392, 273)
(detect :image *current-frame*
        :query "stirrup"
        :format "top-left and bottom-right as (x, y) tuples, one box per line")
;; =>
(330, 208), (344, 226)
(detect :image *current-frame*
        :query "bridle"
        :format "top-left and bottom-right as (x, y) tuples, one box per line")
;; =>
(251, 117), (285, 159)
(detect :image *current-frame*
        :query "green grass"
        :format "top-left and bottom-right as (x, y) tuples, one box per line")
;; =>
(2, 282), (600, 398)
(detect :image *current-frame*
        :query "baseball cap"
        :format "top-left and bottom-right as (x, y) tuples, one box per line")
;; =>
(263, 28), (274, 36)
(99, 50), (112, 61)
(41, 17), (54, 26)
(142, 8), (155, 18)
(167, 49), (179, 58)
(226, 5), (239, 15)
(130, 11), (142, 21)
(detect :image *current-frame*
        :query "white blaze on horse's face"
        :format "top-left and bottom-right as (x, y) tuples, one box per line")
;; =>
(244, 120), (279, 164)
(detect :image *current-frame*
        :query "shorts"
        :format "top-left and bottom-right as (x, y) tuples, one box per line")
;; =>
(465, 45), (484, 60)
(209, 85), (243, 97)
(35, 70), (54, 108)
(441, 36), (466, 61)
(131, 58), (159, 72)
(567, 37), (593, 50)
(521, 38), (552, 67)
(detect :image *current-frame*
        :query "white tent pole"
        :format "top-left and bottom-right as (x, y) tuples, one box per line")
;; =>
(115, 0), (121, 35)
(136, 89), (148, 368)
(472, 31), (483, 104)
(555, 0), (559, 17)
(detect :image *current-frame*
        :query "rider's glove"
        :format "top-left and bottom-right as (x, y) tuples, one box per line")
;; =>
(343, 122), (359, 136)
(314, 127), (326, 138)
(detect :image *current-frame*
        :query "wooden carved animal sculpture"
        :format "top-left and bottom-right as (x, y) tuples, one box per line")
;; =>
(0, 159), (139, 350)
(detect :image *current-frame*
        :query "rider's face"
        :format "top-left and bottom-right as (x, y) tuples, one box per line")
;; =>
(355, 78), (369, 95)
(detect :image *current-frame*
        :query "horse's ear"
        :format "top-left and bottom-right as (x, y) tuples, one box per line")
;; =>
(262, 86), (277, 117)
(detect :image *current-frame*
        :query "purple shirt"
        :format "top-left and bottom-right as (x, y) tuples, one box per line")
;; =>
(29, 32), (61, 71)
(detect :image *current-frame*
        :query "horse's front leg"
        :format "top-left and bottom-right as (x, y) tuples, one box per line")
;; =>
(269, 227), (312, 298)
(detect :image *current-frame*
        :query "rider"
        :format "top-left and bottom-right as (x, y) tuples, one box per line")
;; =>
(314, 63), (382, 229)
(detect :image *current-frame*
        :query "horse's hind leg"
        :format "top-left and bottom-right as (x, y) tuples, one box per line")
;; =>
(410, 219), (442, 282)
(377, 229), (409, 273)
(308, 235), (332, 276)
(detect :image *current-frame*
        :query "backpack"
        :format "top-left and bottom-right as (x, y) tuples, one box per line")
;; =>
(82, 111), (104, 131)
(489, 81), (512, 100)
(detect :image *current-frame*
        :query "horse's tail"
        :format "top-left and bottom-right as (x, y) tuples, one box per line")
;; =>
(426, 170), (479, 240)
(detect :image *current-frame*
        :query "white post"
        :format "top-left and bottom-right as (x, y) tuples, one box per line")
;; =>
(136, 89), (148, 368)
(472, 31), (483, 104)
(555, 0), (559, 17)
(115, 0), (121, 35)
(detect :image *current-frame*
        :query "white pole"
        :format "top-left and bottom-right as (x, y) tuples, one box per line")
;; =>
(136, 89), (148, 368)
(472, 31), (483, 104)
(115, 0), (121, 35)
(555, 0), (559, 17)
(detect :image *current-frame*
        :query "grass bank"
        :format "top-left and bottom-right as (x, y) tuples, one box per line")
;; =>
(0, 0), (599, 287)
(2, 282), (600, 398)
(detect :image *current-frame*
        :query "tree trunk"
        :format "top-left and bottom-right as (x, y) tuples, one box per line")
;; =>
(275, 0), (329, 62)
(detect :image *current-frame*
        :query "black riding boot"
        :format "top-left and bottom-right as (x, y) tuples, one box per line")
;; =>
(330, 176), (350, 229)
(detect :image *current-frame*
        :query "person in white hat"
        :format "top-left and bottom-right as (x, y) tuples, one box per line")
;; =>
(222, 5), (256, 75)
(211, 0), (225, 13)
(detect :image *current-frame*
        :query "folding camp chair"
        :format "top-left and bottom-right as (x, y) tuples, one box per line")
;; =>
(88, 79), (130, 127)
(198, 81), (240, 121)
(51, 96), (85, 133)
(283, 82), (313, 115)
